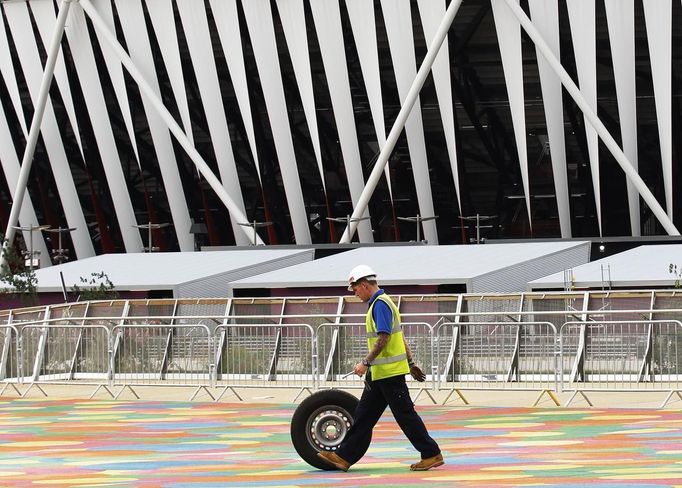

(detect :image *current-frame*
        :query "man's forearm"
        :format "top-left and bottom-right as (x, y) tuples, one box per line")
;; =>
(365, 333), (389, 363)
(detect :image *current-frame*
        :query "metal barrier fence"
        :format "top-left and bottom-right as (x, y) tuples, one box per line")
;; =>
(437, 322), (559, 406)
(111, 324), (213, 400)
(0, 313), (680, 406)
(316, 322), (436, 401)
(20, 324), (110, 397)
(214, 323), (315, 401)
(560, 320), (682, 407)
(0, 325), (19, 396)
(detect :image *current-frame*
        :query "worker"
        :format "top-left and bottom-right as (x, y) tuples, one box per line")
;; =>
(317, 264), (444, 472)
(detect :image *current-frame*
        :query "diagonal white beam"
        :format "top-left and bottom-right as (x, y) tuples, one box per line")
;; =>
(0, 6), (27, 138)
(145, 0), (194, 146)
(31, 0), (84, 160)
(340, 0), (464, 244)
(528, 0), (571, 238)
(79, 0), (262, 245)
(309, 0), (373, 243)
(381, 0), (438, 244)
(90, 0), (139, 163)
(113, 0), (193, 251)
(604, 0), (639, 236)
(210, 0), (262, 183)
(345, 0), (394, 200)
(642, 0), (673, 220)
(2, 0), (94, 265)
(240, 0), (311, 244)
(566, 0), (601, 236)
(275, 0), (325, 193)
(502, 0), (679, 236)
(0, 96), (51, 265)
(417, 0), (461, 213)
(491, 0), (531, 228)
(64, 5), (143, 253)
(176, 0), (251, 246)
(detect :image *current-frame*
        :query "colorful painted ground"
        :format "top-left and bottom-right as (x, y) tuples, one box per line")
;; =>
(0, 398), (680, 487)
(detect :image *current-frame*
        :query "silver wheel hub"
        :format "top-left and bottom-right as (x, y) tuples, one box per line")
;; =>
(308, 407), (352, 450)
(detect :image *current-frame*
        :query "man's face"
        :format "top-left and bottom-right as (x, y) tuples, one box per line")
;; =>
(351, 281), (373, 302)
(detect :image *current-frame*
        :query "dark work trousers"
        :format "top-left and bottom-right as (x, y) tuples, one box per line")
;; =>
(335, 370), (440, 465)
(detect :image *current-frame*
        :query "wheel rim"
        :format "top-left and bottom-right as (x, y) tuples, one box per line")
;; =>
(306, 405), (353, 451)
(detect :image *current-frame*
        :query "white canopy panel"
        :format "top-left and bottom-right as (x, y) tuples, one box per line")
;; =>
(34, 248), (314, 298)
(529, 244), (682, 290)
(232, 242), (590, 293)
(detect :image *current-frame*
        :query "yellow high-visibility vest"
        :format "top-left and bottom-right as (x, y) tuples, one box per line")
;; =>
(365, 293), (409, 381)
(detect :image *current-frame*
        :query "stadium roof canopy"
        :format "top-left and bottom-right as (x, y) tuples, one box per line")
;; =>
(528, 244), (682, 291)
(33, 248), (314, 298)
(230, 241), (590, 294)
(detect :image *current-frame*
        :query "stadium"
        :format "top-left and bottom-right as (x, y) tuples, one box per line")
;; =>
(0, 0), (681, 486)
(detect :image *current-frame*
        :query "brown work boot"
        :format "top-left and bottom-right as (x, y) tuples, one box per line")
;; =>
(317, 451), (351, 472)
(410, 453), (444, 471)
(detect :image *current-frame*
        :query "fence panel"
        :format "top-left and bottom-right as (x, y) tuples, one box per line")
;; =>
(404, 322), (435, 387)
(111, 324), (212, 386)
(0, 325), (19, 384)
(214, 323), (315, 389)
(20, 324), (110, 383)
(316, 322), (366, 390)
(437, 321), (558, 392)
(316, 322), (435, 391)
(560, 320), (682, 391)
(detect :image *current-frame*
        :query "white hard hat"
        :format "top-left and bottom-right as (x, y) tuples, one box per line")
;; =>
(347, 264), (377, 291)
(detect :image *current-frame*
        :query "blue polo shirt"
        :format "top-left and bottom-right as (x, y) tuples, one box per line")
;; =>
(368, 289), (393, 335)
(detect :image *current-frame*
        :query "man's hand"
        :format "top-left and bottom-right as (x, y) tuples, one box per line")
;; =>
(353, 362), (368, 377)
(410, 364), (426, 382)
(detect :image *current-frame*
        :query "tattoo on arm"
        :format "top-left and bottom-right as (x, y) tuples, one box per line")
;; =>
(366, 333), (389, 363)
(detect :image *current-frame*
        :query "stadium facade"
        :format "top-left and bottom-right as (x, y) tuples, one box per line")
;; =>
(0, 0), (680, 264)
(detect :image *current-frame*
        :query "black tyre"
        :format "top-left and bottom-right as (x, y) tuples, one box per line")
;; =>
(291, 389), (368, 470)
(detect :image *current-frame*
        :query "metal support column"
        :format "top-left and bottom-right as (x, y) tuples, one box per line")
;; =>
(1, 0), (73, 267)
(339, 0), (465, 243)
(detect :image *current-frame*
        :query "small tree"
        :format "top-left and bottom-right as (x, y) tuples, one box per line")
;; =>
(0, 234), (39, 307)
(71, 271), (118, 301)
(670, 263), (681, 289)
